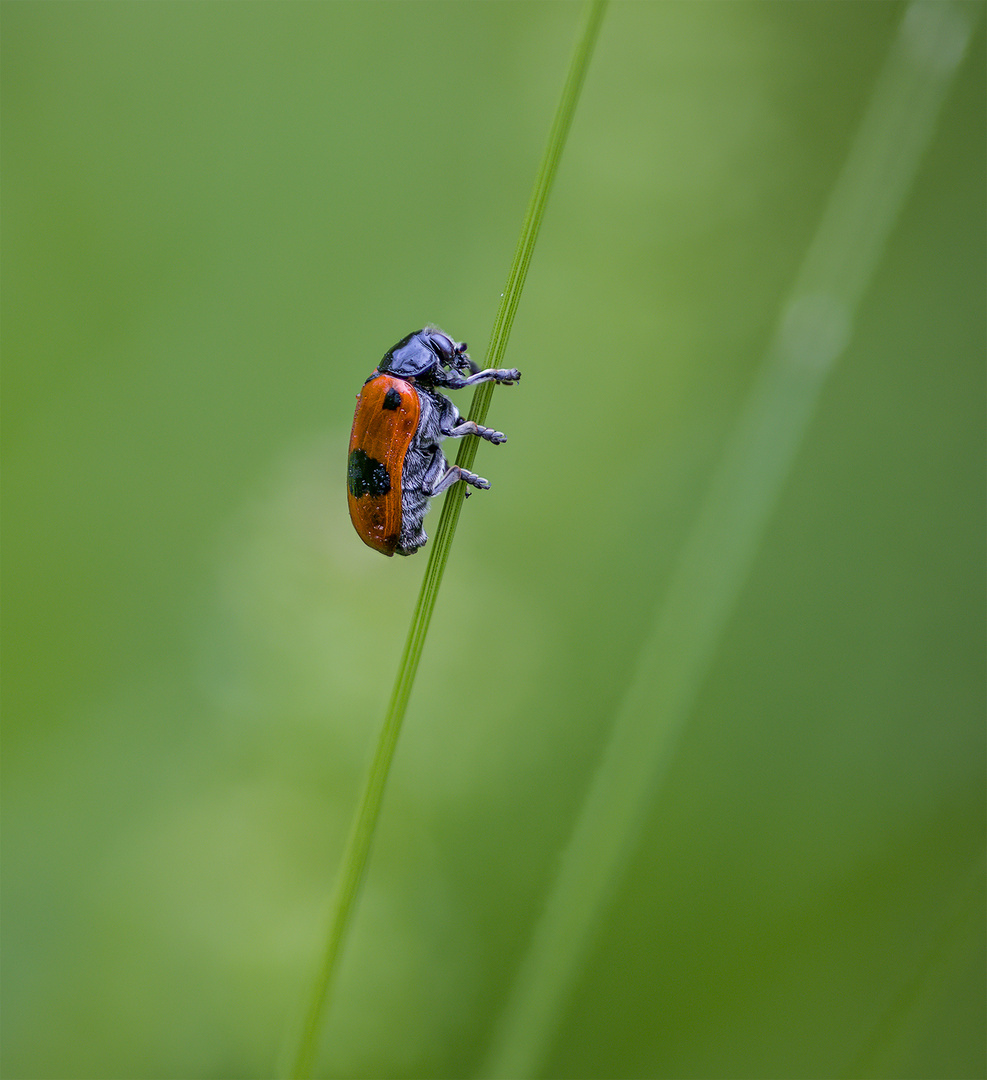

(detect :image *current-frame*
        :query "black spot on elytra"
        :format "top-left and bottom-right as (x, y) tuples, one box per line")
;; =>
(382, 387), (402, 410)
(348, 448), (391, 498)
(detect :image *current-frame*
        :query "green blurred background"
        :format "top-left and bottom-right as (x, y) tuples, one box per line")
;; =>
(2, 3), (984, 1078)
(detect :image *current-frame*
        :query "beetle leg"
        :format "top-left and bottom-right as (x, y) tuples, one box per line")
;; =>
(428, 465), (491, 497)
(439, 367), (521, 390)
(461, 367), (521, 386)
(445, 419), (507, 444)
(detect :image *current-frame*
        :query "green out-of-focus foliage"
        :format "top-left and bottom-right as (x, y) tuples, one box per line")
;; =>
(2, 3), (983, 1079)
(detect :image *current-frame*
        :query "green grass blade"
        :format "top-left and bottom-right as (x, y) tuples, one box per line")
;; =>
(479, 4), (977, 1077)
(287, 4), (607, 1077)
(845, 848), (987, 1078)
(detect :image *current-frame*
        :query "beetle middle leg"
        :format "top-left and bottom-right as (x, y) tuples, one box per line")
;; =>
(428, 464), (491, 497)
(445, 419), (507, 444)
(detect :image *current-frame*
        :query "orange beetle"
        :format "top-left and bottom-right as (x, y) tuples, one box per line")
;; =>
(347, 328), (520, 556)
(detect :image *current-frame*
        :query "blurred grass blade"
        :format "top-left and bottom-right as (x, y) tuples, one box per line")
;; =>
(480, 4), (977, 1078)
(287, 4), (607, 1077)
(846, 848), (987, 1078)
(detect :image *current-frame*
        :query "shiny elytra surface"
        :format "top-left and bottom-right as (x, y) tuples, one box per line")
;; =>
(347, 372), (420, 556)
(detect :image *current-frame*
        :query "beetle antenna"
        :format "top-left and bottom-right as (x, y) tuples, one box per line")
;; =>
(460, 346), (480, 375)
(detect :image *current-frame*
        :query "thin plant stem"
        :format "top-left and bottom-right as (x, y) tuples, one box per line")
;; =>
(287, 4), (607, 1077)
(479, 2), (977, 1077)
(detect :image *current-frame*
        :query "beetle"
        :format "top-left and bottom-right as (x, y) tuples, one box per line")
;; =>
(347, 327), (520, 556)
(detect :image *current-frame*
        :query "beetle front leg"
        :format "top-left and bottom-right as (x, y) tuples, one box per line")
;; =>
(462, 367), (521, 386)
(439, 367), (521, 390)
(428, 465), (491, 497)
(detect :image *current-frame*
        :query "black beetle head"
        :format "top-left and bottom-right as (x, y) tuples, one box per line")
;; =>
(378, 327), (477, 381)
